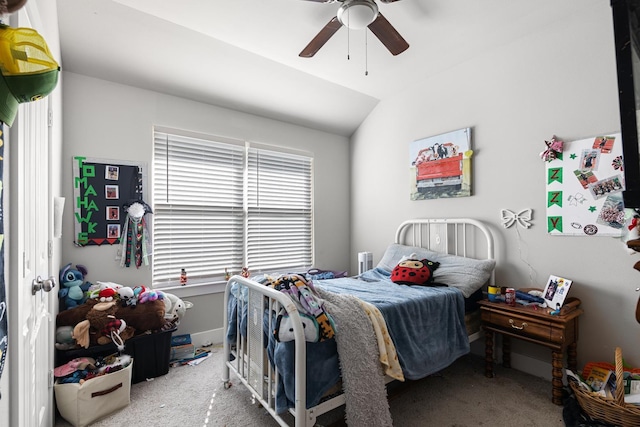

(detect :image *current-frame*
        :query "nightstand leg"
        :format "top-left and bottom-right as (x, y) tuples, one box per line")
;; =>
(502, 336), (511, 368)
(551, 351), (563, 405)
(484, 330), (494, 378)
(567, 342), (577, 372)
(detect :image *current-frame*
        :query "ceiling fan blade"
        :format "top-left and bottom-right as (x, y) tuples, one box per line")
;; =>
(299, 16), (343, 58)
(367, 12), (409, 55)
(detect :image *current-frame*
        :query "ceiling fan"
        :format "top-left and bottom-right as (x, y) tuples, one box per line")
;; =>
(299, 0), (409, 58)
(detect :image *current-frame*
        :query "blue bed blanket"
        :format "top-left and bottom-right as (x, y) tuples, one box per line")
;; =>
(226, 268), (470, 413)
(315, 268), (470, 380)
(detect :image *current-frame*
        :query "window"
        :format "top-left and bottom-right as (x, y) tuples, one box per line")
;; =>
(152, 128), (313, 290)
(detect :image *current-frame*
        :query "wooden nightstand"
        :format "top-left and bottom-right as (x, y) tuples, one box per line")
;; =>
(478, 298), (583, 405)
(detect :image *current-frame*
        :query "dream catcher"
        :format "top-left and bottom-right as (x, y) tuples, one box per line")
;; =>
(119, 200), (152, 268)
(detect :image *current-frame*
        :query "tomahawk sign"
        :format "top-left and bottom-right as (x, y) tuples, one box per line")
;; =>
(74, 156), (98, 245)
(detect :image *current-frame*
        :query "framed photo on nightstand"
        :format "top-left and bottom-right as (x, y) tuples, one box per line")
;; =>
(543, 275), (573, 309)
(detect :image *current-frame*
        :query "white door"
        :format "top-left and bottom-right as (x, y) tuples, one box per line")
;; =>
(7, 9), (55, 426)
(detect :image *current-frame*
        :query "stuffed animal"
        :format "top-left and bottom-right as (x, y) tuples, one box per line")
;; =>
(138, 289), (164, 304)
(117, 287), (136, 307)
(57, 298), (167, 348)
(132, 285), (147, 301)
(163, 292), (193, 326)
(55, 326), (78, 350)
(73, 301), (136, 348)
(58, 263), (92, 310)
(98, 287), (117, 302)
(88, 281), (123, 301)
(118, 299), (166, 332)
(391, 255), (440, 286)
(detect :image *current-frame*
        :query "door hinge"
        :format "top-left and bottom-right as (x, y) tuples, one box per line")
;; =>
(48, 369), (54, 388)
(48, 109), (53, 127)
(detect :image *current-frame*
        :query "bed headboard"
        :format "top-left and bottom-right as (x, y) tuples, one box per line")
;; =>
(395, 218), (495, 286)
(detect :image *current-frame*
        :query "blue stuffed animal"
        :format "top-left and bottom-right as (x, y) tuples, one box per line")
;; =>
(58, 263), (92, 310)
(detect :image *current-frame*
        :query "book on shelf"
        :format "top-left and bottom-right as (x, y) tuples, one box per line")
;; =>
(585, 366), (612, 392)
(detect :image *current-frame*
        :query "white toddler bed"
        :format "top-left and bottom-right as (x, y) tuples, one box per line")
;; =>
(222, 218), (495, 427)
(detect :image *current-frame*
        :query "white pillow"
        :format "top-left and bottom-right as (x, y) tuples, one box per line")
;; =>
(377, 243), (495, 298)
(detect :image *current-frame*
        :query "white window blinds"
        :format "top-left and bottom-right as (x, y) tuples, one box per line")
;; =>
(247, 146), (313, 272)
(153, 129), (313, 289)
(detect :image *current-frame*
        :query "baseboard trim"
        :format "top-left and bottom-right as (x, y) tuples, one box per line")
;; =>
(189, 328), (225, 349)
(470, 341), (553, 382)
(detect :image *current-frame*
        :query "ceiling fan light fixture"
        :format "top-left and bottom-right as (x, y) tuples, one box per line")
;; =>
(337, 0), (379, 30)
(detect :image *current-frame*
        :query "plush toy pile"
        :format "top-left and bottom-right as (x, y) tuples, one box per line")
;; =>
(55, 264), (191, 351)
(56, 291), (166, 351)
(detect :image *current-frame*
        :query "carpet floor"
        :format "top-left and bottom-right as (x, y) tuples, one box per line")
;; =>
(55, 345), (567, 427)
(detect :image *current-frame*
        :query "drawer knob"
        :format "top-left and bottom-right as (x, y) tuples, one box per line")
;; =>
(509, 319), (528, 330)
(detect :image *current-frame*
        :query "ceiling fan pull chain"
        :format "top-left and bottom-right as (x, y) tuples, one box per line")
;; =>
(347, 18), (351, 60)
(365, 30), (369, 76)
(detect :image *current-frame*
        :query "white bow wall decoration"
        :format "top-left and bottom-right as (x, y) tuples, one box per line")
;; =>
(500, 208), (533, 229)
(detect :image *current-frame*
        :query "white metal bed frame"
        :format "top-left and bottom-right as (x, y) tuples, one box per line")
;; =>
(222, 218), (495, 427)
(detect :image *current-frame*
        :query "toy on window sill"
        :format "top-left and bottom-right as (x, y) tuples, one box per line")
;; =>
(58, 263), (92, 311)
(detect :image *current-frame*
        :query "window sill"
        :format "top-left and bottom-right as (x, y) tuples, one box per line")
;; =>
(158, 282), (226, 299)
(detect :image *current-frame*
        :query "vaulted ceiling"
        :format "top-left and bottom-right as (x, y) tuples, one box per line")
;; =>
(56, 0), (588, 136)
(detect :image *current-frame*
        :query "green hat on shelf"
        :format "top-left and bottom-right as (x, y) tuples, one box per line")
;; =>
(0, 23), (60, 127)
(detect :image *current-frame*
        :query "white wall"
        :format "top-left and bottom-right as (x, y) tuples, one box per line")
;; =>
(350, 1), (640, 374)
(61, 72), (351, 334)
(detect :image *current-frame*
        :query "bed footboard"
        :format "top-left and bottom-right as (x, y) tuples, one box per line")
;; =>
(223, 275), (339, 427)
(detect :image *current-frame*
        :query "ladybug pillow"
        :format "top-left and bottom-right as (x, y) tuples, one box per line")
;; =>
(391, 256), (440, 286)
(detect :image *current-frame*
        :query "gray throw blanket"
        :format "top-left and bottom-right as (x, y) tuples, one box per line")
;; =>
(316, 288), (393, 427)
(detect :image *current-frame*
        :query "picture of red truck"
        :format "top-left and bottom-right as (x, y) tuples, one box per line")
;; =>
(413, 142), (463, 193)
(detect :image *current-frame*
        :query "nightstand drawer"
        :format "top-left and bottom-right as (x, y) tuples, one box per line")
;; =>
(482, 311), (555, 343)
